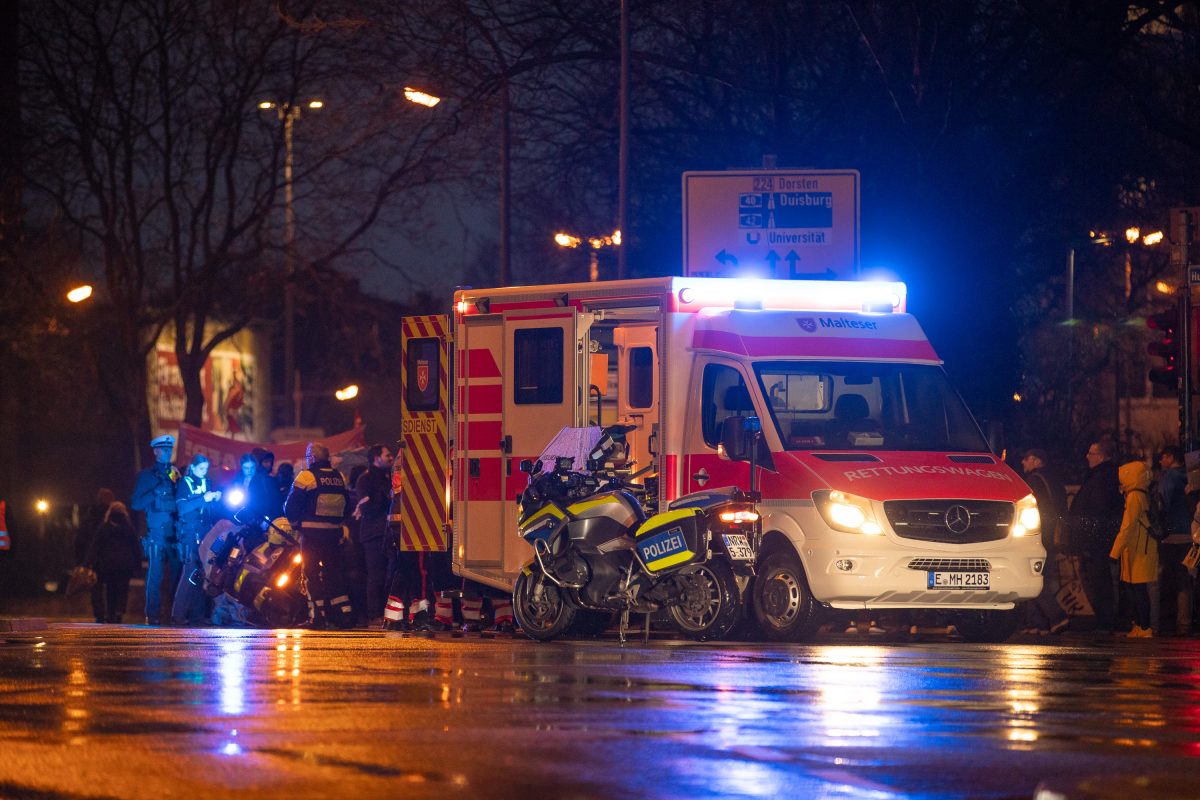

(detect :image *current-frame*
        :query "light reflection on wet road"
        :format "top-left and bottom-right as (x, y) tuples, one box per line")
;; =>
(2, 625), (1200, 799)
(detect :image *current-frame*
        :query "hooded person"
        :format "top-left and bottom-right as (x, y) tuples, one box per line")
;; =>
(1112, 460), (1160, 638)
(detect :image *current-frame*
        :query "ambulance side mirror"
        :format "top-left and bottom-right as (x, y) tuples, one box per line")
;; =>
(719, 416), (773, 470)
(519, 459), (535, 474)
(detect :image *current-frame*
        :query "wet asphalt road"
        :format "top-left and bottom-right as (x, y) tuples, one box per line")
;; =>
(2, 626), (1200, 799)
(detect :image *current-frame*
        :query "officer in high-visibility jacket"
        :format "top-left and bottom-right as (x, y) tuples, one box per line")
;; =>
(284, 442), (354, 628)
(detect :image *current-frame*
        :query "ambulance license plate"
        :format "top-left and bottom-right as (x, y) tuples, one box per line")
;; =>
(928, 571), (989, 590)
(722, 534), (754, 561)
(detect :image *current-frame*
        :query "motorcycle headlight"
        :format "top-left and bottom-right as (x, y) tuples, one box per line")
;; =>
(1012, 494), (1040, 538)
(813, 490), (883, 535)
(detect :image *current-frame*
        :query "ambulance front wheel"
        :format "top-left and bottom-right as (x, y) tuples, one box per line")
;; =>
(753, 550), (821, 642)
(513, 568), (576, 642)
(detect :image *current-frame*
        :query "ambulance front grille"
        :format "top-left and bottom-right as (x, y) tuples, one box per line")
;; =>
(906, 558), (991, 572)
(883, 500), (1013, 544)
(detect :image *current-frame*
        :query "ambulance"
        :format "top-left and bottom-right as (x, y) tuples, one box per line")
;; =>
(396, 277), (1045, 642)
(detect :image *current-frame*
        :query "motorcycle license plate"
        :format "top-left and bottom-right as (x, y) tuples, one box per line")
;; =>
(722, 534), (754, 561)
(927, 571), (989, 590)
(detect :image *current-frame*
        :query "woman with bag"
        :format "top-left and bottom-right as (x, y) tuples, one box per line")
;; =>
(85, 502), (142, 623)
(1112, 461), (1160, 638)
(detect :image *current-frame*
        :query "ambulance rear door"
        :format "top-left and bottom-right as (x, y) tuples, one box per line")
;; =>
(613, 323), (660, 496)
(499, 311), (583, 576)
(398, 315), (451, 555)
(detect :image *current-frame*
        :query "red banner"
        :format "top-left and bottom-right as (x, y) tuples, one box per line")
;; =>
(175, 424), (366, 475)
(0, 500), (9, 550)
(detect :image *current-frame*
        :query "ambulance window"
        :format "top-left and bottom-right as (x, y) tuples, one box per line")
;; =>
(701, 364), (750, 448)
(628, 347), (654, 409)
(405, 337), (441, 412)
(513, 328), (564, 404)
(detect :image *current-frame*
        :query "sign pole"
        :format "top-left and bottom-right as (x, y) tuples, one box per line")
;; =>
(1183, 208), (1194, 449)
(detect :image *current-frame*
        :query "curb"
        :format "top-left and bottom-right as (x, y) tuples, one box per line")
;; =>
(0, 618), (48, 632)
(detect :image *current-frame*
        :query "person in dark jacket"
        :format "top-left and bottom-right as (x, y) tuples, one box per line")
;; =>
(84, 502), (142, 623)
(1157, 445), (1193, 634)
(1020, 448), (1071, 634)
(353, 444), (395, 623)
(171, 454), (222, 626)
(251, 448), (281, 519)
(130, 434), (181, 625)
(1065, 440), (1124, 631)
(285, 442), (354, 628)
(76, 487), (115, 566)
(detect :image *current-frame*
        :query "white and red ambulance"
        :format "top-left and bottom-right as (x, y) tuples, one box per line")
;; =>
(400, 277), (1045, 641)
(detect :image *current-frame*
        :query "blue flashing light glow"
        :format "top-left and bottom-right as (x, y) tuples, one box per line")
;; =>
(225, 487), (245, 509)
(221, 741), (243, 756)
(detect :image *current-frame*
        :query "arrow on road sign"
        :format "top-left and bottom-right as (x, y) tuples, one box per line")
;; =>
(784, 250), (800, 273)
(765, 250), (780, 275)
(715, 249), (739, 267)
(792, 268), (838, 280)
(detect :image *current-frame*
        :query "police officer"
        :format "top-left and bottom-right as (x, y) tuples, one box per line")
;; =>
(284, 442), (354, 628)
(170, 454), (221, 625)
(130, 434), (181, 625)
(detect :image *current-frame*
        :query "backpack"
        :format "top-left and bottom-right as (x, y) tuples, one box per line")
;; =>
(1132, 488), (1168, 542)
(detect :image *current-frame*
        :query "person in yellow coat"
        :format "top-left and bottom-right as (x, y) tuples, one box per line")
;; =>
(1111, 460), (1160, 638)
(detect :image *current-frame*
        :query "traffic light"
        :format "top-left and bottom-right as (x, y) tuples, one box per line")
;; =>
(1147, 308), (1180, 389)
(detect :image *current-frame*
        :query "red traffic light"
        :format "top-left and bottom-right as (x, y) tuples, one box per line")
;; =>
(1147, 308), (1181, 389)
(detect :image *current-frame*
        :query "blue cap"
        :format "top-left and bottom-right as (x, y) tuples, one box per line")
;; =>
(150, 434), (175, 449)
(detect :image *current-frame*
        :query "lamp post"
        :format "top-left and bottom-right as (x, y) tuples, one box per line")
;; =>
(259, 99), (323, 428)
(554, 230), (622, 282)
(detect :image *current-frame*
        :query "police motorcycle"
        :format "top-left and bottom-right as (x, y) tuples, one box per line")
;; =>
(198, 513), (309, 628)
(511, 423), (761, 642)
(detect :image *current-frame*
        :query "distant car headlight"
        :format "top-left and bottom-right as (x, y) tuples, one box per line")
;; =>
(813, 490), (883, 535)
(1012, 494), (1040, 537)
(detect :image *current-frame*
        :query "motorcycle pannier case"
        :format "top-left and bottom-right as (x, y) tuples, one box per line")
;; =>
(634, 509), (705, 573)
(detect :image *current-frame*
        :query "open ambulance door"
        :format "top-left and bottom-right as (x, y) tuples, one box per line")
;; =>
(613, 324), (660, 502)
(455, 308), (584, 588)
(398, 315), (450, 555)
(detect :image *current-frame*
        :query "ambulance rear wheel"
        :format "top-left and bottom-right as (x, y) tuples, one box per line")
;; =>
(949, 610), (1020, 643)
(513, 568), (576, 642)
(668, 559), (741, 641)
(753, 551), (821, 642)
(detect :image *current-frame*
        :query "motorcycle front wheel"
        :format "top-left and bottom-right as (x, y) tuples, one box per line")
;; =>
(667, 559), (741, 641)
(512, 567), (577, 641)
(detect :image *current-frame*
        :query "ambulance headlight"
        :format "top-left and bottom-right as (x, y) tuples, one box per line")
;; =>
(813, 490), (883, 535)
(1012, 494), (1040, 537)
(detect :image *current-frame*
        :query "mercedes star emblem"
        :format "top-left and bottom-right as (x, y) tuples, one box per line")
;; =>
(944, 505), (972, 533)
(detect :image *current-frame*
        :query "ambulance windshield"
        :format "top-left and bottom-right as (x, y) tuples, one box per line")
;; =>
(753, 362), (989, 452)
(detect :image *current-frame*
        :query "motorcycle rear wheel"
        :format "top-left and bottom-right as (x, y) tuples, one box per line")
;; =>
(667, 559), (741, 641)
(513, 568), (576, 641)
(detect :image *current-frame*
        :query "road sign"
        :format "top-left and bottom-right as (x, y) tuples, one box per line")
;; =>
(682, 169), (859, 278)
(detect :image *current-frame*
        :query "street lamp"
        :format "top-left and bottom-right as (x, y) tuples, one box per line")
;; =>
(553, 229), (622, 282)
(403, 87), (440, 108)
(334, 384), (359, 401)
(259, 99), (324, 428)
(66, 285), (93, 303)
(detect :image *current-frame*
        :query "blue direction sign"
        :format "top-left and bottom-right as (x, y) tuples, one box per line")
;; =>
(683, 170), (859, 278)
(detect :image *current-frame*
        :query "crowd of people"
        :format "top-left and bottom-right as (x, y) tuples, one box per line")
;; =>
(75, 434), (511, 632)
(1021, 440), (1197, 638)
(73, 430), (1199, 639)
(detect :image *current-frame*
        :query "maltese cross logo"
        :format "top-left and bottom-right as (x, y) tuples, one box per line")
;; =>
(797, 318), (817, 333)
